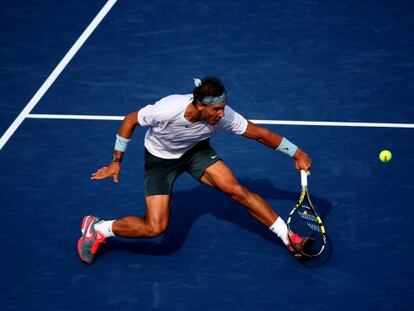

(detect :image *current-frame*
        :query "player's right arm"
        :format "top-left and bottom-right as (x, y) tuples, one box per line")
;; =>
(113, 111), (141, 159)
(91, 111), (141, 183)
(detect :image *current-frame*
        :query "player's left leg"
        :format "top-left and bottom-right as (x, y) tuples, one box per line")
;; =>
(200, 160), (277, 227)
(200, 161), (310, 257)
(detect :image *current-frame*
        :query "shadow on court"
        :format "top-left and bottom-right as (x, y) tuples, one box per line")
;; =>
(100, 178), (332, 260)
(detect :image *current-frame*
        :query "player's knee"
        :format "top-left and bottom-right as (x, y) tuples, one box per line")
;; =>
(228, 184), (249, 203)
(146, 221), (168, 237)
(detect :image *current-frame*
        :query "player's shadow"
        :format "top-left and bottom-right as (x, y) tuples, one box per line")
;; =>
(101, 178), (333, 259)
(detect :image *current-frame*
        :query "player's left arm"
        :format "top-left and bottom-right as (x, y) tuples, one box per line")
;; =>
(242, 121), (312, 171)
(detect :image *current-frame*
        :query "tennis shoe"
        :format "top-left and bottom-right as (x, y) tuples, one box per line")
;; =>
(77, 215), (106, 264)
(287, 231), (312, 259)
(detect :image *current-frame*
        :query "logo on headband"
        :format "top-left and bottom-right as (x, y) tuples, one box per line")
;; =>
(193, 77), (227, 105)
(201, 92), (227, 105)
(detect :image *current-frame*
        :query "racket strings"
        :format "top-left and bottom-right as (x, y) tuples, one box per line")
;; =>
(298, 210), (323, 232)
(289, 204), (325, 256)
(298, 210), (317, 222)
(306, 222), (322, 232)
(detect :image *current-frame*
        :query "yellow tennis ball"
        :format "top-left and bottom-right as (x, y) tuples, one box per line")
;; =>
(379, 150), (392, 162)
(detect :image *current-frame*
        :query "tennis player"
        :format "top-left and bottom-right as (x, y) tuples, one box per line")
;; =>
(77, 77), (312, 264)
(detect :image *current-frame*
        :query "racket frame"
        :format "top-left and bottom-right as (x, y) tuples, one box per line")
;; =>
(286, 171), (327, 258)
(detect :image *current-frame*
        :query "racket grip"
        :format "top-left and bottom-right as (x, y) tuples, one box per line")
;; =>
(300, 170), (309, 186)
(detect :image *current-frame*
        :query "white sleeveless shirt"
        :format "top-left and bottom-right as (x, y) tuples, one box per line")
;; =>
(137, 94), (248, 159)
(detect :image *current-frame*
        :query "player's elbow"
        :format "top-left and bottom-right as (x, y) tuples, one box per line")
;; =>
(243, 122), (269, 142)
(124, 111), (140, 127)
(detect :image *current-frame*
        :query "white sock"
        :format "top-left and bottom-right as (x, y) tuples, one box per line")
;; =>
(269, 217), (289, 245)
(94, 220), (116, 238)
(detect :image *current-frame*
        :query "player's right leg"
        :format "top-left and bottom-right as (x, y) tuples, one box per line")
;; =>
(77, 195), (171, 264)
(78, 148), (182, 264)
(112, 195), (171, 237)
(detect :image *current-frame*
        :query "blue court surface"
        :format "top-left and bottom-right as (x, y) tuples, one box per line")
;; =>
(1, 0), (414, 310)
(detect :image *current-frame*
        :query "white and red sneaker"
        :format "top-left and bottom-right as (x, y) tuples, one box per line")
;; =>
(77, 215), (106, 264)
(287, 231), (313, 259)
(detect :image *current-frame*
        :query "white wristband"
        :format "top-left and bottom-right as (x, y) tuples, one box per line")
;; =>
(114, 134), (131, 152)
(276, 137), (298, 158)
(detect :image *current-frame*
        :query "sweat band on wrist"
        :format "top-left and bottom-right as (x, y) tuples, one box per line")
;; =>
(276, 137), (298, 158)
(114, 134), (131, 152)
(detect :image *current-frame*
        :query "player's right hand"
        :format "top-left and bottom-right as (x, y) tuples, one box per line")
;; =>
(91, 162), (121, 183)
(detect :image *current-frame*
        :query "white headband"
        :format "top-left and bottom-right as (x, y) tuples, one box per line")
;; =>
(192, 77), (227, 105)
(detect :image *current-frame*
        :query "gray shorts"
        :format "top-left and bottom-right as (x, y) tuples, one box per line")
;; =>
(144, 139), (221, 196)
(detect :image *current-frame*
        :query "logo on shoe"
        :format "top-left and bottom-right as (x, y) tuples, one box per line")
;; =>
(85, 219), (95, 239)
(85, 228), (93, 239)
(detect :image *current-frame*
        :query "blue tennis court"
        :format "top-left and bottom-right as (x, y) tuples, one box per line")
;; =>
(1, 0), (413, 310)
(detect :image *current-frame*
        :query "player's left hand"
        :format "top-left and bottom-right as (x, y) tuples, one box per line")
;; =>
(293, 149), (312, 172)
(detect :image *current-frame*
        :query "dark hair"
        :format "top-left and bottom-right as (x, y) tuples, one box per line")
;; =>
(192, 77), (226, 105)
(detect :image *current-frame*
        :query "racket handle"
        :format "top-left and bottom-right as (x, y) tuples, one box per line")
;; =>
(300, 170), (309, 186)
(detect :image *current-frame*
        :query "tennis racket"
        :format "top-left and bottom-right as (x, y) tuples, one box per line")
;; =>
(287, 170), (327, 258)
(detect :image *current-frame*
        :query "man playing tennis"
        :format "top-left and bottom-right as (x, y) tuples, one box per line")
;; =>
(77, 77), (312, 264)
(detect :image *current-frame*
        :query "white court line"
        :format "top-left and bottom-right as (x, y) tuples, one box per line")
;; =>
(27, 113), (414, 129)
(28, 114), (124, 121)
(0, 0), (118, 151)
(249, 119), (414, 129)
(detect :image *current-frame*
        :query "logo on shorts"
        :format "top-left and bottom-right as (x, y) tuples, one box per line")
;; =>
(211, 155), (217, 159)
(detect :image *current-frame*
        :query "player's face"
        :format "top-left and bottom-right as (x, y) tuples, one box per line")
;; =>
(199, 102), (226, 124)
